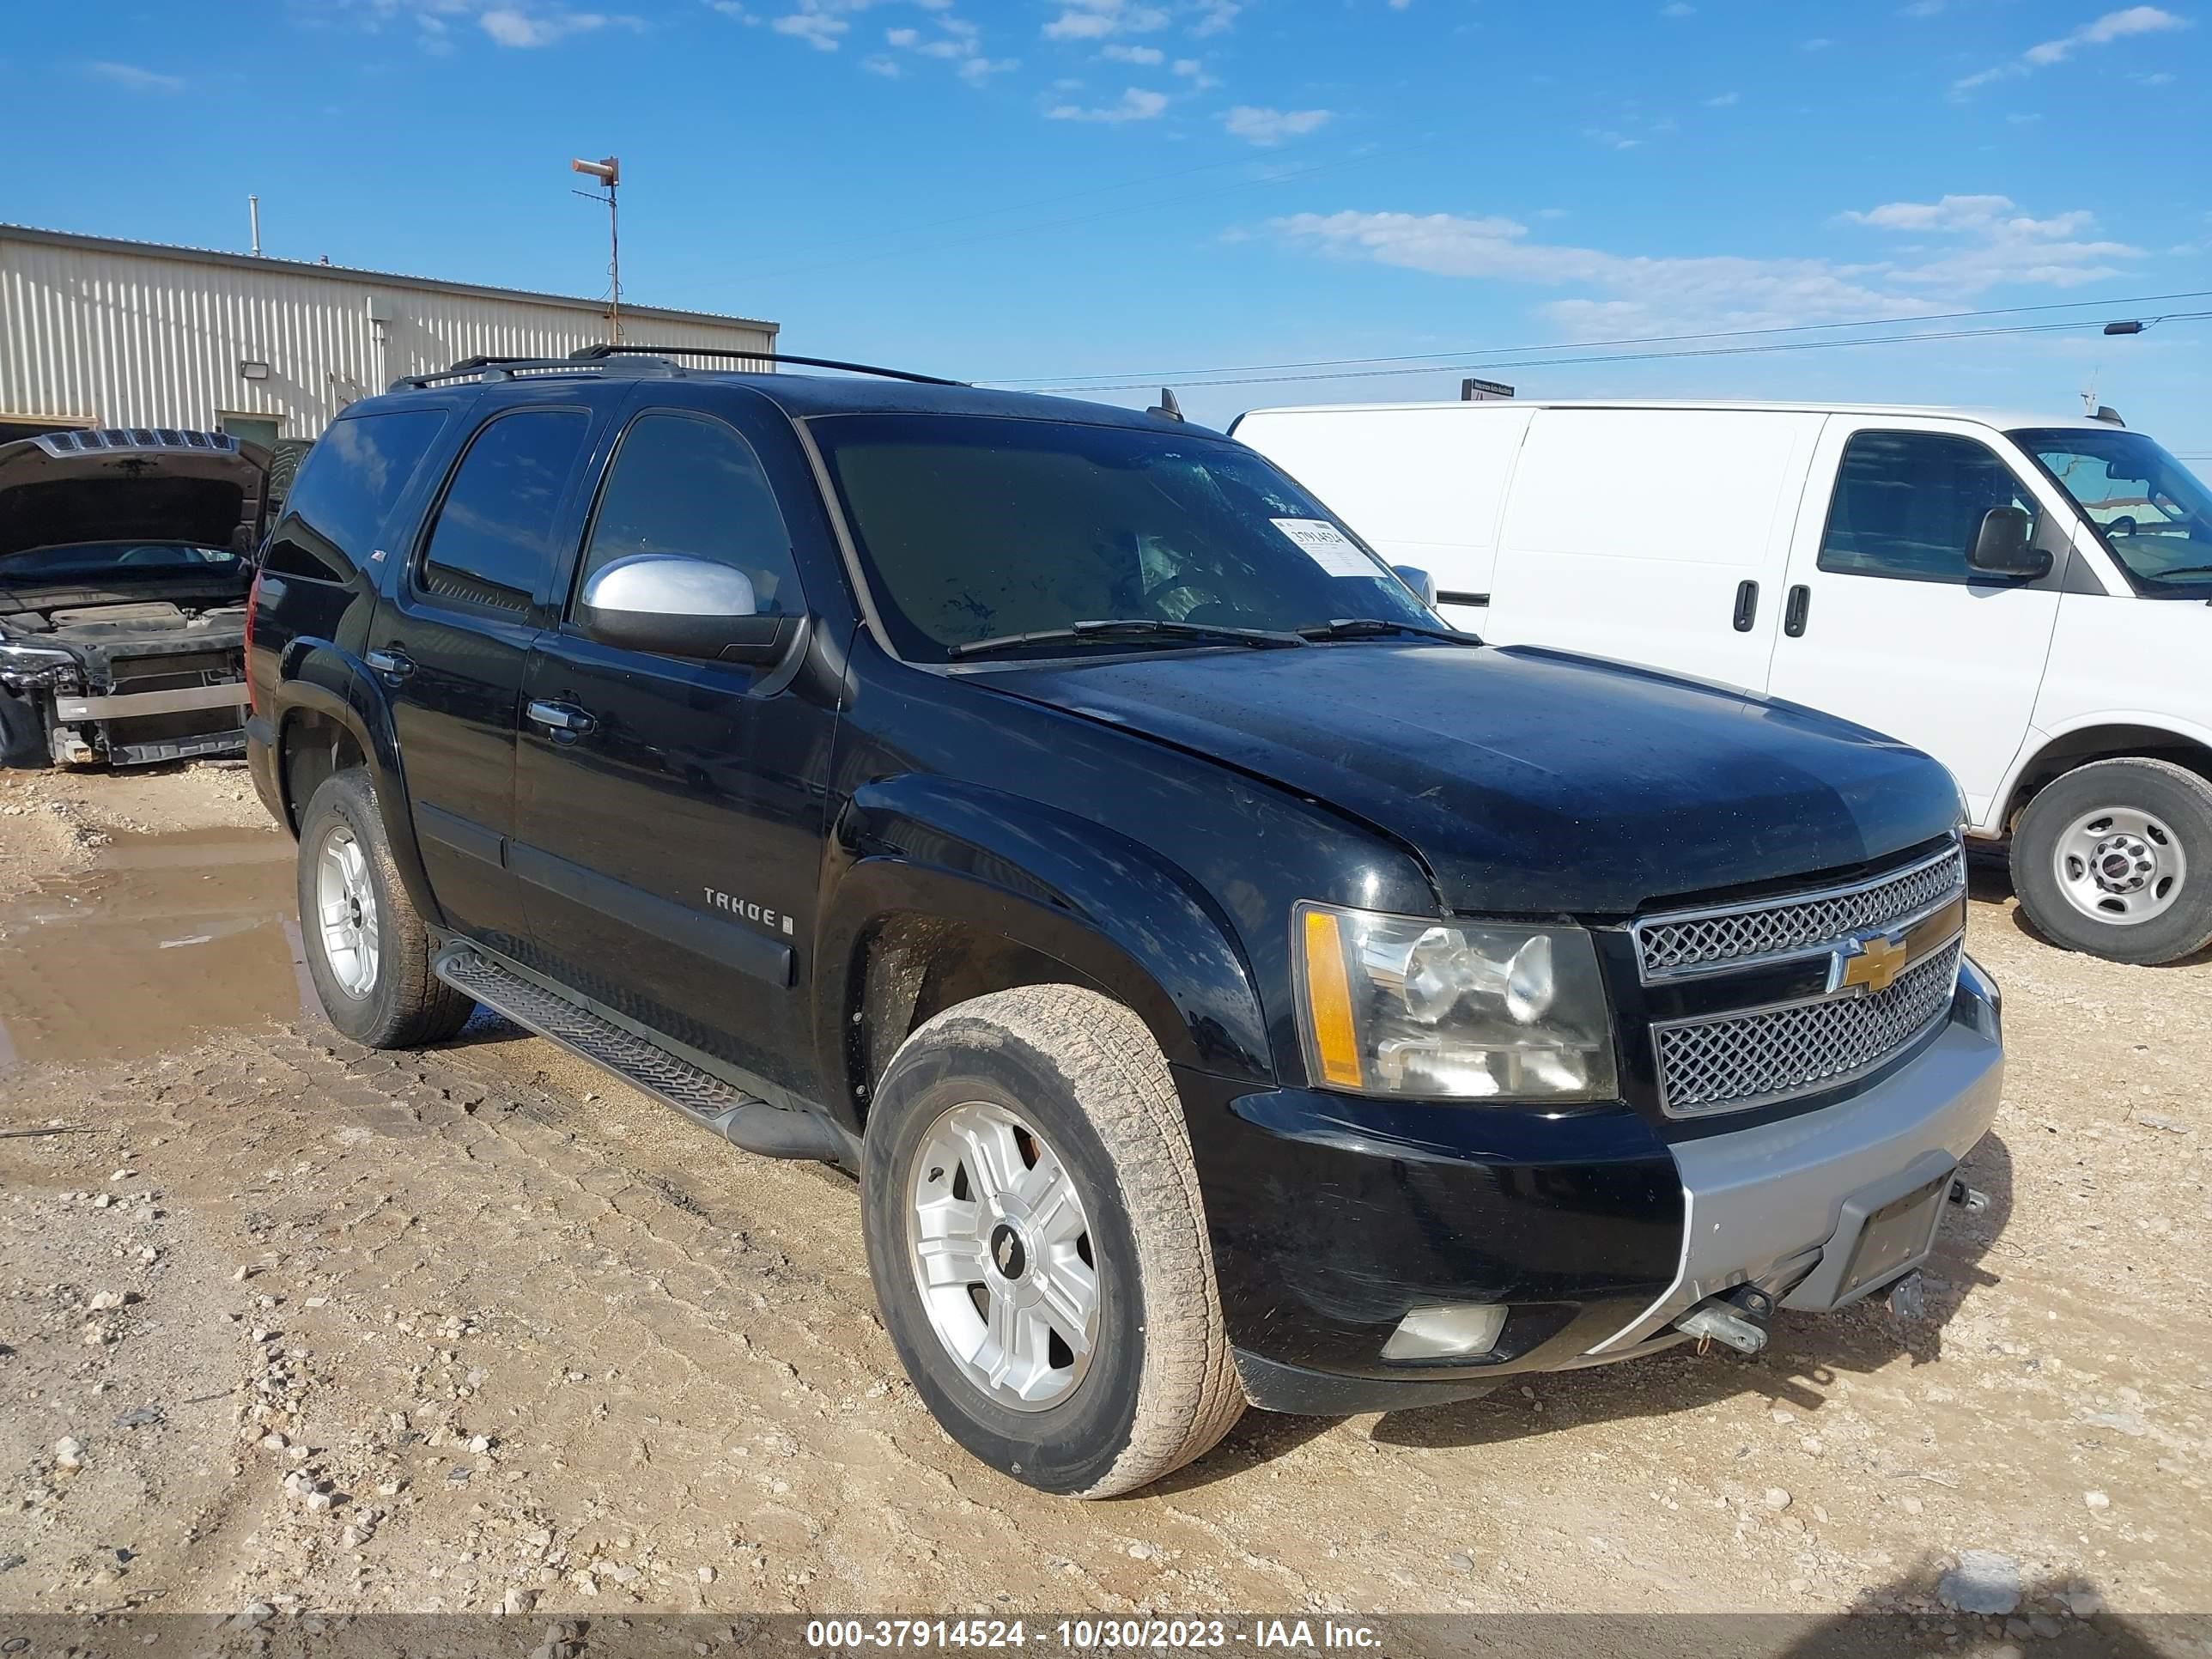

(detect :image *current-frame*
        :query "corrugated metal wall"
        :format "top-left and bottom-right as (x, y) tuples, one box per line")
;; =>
(0, 232), (777, 439)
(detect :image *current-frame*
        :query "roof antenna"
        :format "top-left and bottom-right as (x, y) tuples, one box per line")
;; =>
(1147, 386), (1183, 422)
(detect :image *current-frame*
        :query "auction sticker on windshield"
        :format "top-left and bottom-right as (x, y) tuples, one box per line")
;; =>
(1272, 518), (1376, 579)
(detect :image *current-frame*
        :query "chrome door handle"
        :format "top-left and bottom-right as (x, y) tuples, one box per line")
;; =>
(526, 699), (596, 738)
(366, 648), (415, 683)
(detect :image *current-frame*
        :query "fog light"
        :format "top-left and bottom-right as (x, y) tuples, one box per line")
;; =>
(1381, 1303), (1507, 1361)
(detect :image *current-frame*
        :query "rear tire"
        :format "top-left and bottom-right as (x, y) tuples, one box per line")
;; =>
(2010, 757), (2212, 964)
(296, 769), (475, 1046)
(861, 984), (1244, 1498)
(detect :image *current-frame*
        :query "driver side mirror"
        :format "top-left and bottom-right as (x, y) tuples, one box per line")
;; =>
(576, 554), (794, 665)
(1966, 507), (2051, 580)
(1392, 564), (1439, 607)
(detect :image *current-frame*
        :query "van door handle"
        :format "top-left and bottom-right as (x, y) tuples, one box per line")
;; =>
(1732, 580), (1759, 632)
(365, 648), (415, 684)
(1783, 585), (1812, 638)
(526, 699), (596, 739)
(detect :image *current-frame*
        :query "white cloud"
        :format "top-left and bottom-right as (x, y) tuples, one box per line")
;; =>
(1661, 2), (1694, 15)
(1047, 84), (1170, 120)
(1222, 105), (1333, 144)
(1192, 0), (1238, 34)
(1954, 5), (2188, 92)
(1272, 193), (2142, 337)
(885, 25), (918, 44)
(958, 52), (1017, 81)
(1043, 0), (1167, 39)
(1704, 89), (1739, 106)
(772, 9), (848, 47)
(86, 60), (185, 91)
(478, 6), (629, 46)
(1170, 55), (1218, 86)
(862, 52), (901, 73)
(1102, 42), (1164, 62)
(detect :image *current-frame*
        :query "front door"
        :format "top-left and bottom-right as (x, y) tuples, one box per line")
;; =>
(511, 400), (841, 1102)
(1765, 419), (2067, 824)
(373, 400), (601, 956)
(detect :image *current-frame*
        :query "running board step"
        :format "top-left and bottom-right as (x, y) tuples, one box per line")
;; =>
(434, 946), (854, 1166)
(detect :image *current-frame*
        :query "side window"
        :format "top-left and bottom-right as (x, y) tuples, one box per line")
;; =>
(1819, 431), (2038, 584)
(260, 410), (447, 582)
(576, 412), (801, 616)
(418, 409), (592, 611)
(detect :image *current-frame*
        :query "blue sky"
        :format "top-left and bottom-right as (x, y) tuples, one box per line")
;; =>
(9, 1), (2208, 452)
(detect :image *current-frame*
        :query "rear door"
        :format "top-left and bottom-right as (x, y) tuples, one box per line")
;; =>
(370, 396), (609, 957)
(1483, 407), (1820, 691)
(509, 391), (841, 1102)
(1765, 418), (2065, 822)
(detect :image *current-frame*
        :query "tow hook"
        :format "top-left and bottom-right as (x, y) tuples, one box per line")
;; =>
(1675, 1286), (1772, 1356)
(1948, 1177), (1990, 1212)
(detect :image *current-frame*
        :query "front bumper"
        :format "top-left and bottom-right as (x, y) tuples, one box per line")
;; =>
(1185, 957), (2003, 1415)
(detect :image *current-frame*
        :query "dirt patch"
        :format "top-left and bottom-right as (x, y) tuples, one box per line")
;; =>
(0, 771), (2206, 1644)
(0, 761), (276, 901)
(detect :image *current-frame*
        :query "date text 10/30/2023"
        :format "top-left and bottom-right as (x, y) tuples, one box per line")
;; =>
(803, 1620), (1384, 1650)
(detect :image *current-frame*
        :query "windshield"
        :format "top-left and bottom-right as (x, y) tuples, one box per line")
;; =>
(0, 542), (243, 580)
(810, 413), (1437, 660)
(2012, 428), (2212, 597)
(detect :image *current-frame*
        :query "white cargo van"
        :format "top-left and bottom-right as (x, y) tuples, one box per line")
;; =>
(1234, 399), (2212, 965)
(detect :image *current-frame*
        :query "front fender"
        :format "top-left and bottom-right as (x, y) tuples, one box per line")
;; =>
(276, 637), (442, 927)
(818, 775), (1273, 1119)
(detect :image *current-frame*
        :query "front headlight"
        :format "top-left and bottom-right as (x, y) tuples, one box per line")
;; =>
(1293, 902), (1617, 1102)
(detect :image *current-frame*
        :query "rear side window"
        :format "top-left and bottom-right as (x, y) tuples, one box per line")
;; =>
(577, 412), (801, 615)
(419, 408), (592, 610)
(259, 410), (447, 582)
(1820, 432), (2039, 584)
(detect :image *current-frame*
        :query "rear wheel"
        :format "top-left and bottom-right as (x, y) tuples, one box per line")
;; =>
(296, 769), (475, 1046)
(860, 984), (1243, 1497)
(2011, 757), (2212, 964)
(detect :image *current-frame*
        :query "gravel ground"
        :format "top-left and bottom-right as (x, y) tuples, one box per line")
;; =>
(0, 769), (2206, 1652)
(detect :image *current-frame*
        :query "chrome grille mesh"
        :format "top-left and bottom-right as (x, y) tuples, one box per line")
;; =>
(1635, 845), (1966, 977)
(1654, 939), (1963, 1118)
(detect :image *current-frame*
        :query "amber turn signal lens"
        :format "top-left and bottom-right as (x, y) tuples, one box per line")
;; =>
(1301, 907), (1364, 1088)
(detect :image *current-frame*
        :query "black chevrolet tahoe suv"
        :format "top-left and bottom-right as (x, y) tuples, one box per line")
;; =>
(246, 347), (2004, 1498)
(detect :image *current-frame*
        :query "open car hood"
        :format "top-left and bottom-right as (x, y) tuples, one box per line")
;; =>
(0, 428), (270, 562)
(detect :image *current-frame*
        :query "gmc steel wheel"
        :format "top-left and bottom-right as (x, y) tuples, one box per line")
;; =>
(2011, 757), (2212, 965)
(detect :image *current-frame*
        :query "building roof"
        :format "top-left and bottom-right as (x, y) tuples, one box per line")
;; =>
(1241, 398), (2120, 433)
(0, 222), (775, 335)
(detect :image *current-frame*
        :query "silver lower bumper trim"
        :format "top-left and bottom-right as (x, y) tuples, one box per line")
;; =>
(1586, 954), (2003, 1354)
(55, 683), (248, 720)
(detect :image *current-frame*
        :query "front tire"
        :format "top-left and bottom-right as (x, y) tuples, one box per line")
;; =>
(296, 769), (475, 1046)
(861, 985), (1244, 1497)
(2011, 757), (2212, 964)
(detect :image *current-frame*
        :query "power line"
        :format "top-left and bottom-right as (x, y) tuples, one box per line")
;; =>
(990, 289), (2212, 389)
(1012, 311), (2212, 394)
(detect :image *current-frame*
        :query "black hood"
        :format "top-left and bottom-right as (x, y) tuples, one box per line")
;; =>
(985, 641), (1961, 915)
(0, 429), (270, 562)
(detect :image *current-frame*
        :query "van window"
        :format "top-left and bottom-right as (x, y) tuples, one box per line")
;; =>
(576, 412), (801, 616)
(1819, 432), (2038, 584)
(260, 410), (447, 582)
(419, 408), (591, 610)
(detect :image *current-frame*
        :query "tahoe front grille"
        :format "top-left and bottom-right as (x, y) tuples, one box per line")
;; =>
(1652, 939), (1965, 1118)
(1633, 842), (1966, 980)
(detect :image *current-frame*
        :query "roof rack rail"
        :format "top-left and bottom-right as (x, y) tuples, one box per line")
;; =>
(386, 353), (684, 393)
(569, 343), (967, 386)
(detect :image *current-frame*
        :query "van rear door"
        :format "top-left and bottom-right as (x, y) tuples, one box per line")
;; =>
(1765, 417), (2065, 825)
(1484, 407), (1820, 690)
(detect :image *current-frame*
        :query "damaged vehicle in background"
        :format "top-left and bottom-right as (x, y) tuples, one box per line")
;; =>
(0, 428), (267, 768)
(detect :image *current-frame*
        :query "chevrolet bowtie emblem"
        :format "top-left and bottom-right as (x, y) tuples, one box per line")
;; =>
(1832, 931), (1909, 994)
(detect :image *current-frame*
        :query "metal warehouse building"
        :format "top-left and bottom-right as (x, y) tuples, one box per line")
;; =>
(0, 224), (778, 447)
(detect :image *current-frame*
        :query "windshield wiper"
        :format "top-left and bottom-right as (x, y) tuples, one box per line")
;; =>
(948, 617), (1310, 659)
(1296, 617), (1484, 646)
